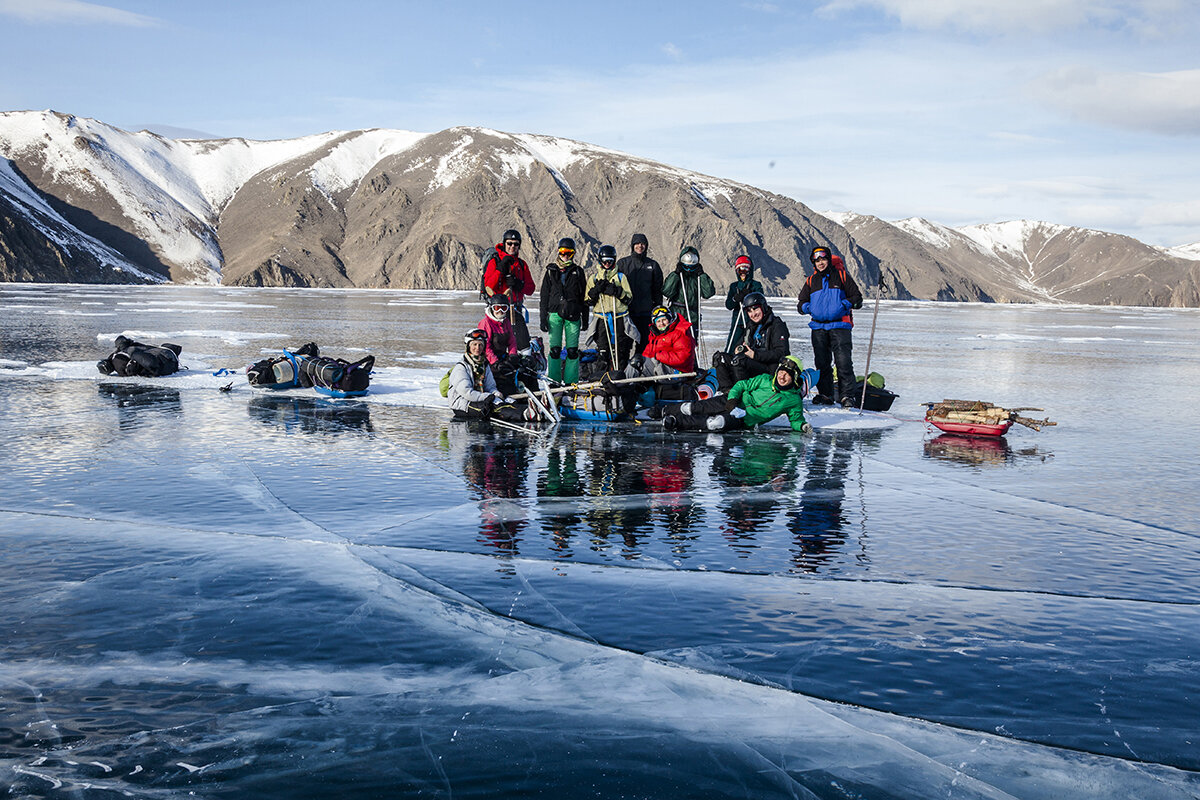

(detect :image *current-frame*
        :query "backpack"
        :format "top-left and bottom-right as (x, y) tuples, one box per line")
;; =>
(97, 335), (182, 377)
(439, 368), (452, 398)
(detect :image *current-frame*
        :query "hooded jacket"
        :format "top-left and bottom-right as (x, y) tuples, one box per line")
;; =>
(477, 313), (518, 364)
(617, 236), (664, 317)
(663, 248), (715, 324)
(740, 306), (790, 369)
(642, 312), (696, 372)
(447, 355), (504, 412)
(728, 371), (807, 431)
(796, 254), (863, 330)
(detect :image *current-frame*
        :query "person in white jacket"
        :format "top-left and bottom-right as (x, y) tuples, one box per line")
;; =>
(448, 329), (529, 421)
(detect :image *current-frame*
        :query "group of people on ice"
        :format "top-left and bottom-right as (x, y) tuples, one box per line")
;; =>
(446, 229), (864, 434)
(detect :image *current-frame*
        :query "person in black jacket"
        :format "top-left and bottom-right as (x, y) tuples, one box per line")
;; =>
(617, 233), (664, 347)
(539, 237), (589, 383)
(712, 292), (791, 391)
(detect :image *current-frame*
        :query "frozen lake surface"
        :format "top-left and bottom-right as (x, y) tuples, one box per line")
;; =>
(1, 284), (1199, 798)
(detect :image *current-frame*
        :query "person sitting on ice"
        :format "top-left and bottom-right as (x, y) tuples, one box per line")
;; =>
(628, 305), (696, 377)
(447, 329), (530, 422)
(712, 291), (790, 391)
(584, 244), (638, 373)
(477, 294), (524, 395)
(662, 355), (812, 434)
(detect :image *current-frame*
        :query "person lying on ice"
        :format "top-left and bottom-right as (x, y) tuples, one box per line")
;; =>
(448, 329), (532, 422)
(626, 305), (696, 377)
(661, 355), (812, 434)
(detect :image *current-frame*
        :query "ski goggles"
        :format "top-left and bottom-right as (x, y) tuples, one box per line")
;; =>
(464, 329), (487, 344)
(811, 247), (831, 262)
(680, 251), (699, 266)
(651, 307), (672, 324)
(558, 247), (576, 256)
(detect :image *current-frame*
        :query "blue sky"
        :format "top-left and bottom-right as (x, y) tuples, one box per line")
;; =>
(2, 0), (1198, 246)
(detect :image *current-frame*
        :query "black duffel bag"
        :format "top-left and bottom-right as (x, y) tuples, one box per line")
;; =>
(98, 335), (182, 377)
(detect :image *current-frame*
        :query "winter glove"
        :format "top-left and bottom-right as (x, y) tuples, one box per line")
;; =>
(800, 421), (813, 435)
(601, 282), (623, 298)
(506, 274), (523, 291)
(800, 302), (811, 315)
(841, 300), (852, 312)
(499, 255), (517, 273)
(729, 407), (747, 420)
(733, 288), (748, 304)
(539, 317), (550, 332)
(629, 355), (645, 372)
(481, 395), (496, 418)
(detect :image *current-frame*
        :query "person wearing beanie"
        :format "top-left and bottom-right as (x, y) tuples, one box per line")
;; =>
(447, 329), (530, 421)
(617, 232), (664, 347)
(796, 245), (863, 405)
(662, 245), (716, 333)
(662, 355), (811, 434)
(722, 255), (765, 354)
(538, 237), (589, 384)
(713, 290), (790, 392)
(482, 229), (536, 351)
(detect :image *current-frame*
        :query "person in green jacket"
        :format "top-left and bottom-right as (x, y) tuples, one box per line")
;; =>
(663, 245), (716, 335)
(662, 355), (813, 433)
(722, 255), (765, 354)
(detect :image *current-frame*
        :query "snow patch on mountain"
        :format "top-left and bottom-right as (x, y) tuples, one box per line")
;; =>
(958, 220), (1068, 257)
(429, 134), (478, 191)
(1166, 241), (1200, 260)
(307, 129), (429, 197)
(0, 157), (163, 282)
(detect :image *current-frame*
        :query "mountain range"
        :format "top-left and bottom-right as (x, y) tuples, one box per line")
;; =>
(2, 110), (1198, 307)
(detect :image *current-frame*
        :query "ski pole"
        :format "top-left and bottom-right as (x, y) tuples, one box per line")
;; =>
(858, 276), (882, 411)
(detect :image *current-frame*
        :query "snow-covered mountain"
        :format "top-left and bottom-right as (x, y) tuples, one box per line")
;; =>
(0, 110), (862, 293)
(2, 110), (1198, 307)
(827, 212), (1200, 307)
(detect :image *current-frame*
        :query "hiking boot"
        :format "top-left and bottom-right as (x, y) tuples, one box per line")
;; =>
(812, 394), (834, 405)
(840, 396), (857, 408)
(662, 414), (679, 431)
(646, 406), (664, 420)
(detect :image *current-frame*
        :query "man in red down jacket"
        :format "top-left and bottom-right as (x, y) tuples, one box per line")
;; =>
(634, 305), (696, 375)
(482, 229), (536, 350)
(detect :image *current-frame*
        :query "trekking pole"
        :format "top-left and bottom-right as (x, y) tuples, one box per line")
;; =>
(725, 304), (746, 354)
(607, 291), (621, 373)
(858, 275), (883, 411)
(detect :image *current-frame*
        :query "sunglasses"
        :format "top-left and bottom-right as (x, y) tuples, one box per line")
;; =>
(504, 241), (520, 248)
(599, 258), (616, 265)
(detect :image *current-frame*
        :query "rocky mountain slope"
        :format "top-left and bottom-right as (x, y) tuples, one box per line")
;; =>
(826, 213), (1200, 307)
(2, 110), (1197, 307)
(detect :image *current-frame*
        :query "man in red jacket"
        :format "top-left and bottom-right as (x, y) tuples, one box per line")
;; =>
(482, 229), (536, 350)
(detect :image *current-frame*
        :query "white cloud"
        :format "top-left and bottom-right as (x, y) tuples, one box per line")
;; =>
(1031, 67), (1200, 135)
(0, 0), (159, 26)
(1138, 199), (1200, 227)
(661, 42), (683, 60)
(816, 0), (1184, 36)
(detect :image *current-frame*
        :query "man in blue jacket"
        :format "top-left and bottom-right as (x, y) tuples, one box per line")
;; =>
(796, 246), (863, 406)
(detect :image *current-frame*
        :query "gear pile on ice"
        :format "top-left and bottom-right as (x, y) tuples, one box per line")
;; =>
(247, 342), (375, 397)
(97, 335), (182, 377)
